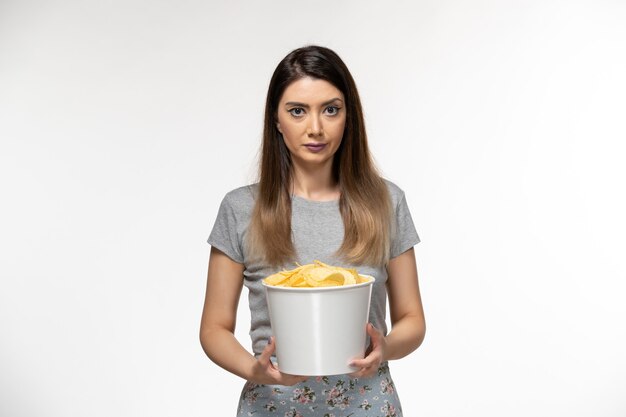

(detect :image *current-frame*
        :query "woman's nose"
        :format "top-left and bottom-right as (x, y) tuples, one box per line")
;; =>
(307, 115), (324, 137)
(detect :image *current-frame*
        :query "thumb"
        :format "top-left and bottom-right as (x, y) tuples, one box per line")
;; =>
(259, 337), (276, 363)
(367, 323), (381, 342)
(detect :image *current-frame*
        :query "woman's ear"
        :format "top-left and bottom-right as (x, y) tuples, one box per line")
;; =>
(275, 121), (282, 134)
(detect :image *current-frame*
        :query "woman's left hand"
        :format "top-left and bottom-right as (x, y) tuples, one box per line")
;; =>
(349, 323), (387, 378)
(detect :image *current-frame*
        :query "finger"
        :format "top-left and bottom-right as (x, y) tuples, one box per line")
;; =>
(351, 347), (382, 368)
(258, 337), (275, 365)
(350, 354), (375, 367)
(367, 323), (382, 342)
(281, 373), (309, 386)
(348, 366), (365, 378)
(349, 357), (372, 374)
(349, 362), (376, 378)
(349, 365), (375, 379)
(275, 368), (308, 385)
(349, 349), (381, 378)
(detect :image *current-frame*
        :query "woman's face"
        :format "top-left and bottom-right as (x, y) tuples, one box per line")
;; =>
(275, 77), (346, 171)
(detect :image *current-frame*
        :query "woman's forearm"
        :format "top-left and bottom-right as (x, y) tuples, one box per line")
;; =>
(383, 314), (426, 361)
(200, 326), (256, 381)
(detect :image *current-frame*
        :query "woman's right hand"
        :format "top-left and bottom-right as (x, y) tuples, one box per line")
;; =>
(249, 337), (308, 386)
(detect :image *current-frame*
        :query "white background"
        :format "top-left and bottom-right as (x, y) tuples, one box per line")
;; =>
(1, 0), (625, 416)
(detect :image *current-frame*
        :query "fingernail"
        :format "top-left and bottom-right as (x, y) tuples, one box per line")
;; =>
(267, 337), (272, 345)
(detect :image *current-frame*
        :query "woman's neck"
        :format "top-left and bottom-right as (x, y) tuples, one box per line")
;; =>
(290, 162), (340, 201)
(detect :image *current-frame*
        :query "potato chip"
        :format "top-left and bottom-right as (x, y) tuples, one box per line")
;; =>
(263, 261), (370, 287)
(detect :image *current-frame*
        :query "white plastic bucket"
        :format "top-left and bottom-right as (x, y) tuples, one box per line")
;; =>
(262, 276), (374, 376)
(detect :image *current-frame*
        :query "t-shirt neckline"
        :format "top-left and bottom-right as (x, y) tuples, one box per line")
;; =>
(291, 194), (340, 206)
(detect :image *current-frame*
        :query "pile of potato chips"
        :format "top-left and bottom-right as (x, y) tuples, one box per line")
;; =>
(263, 260), (371, 287)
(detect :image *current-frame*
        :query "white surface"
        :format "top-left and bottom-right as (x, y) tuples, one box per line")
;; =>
(264, 278), (373, 376)
(1, 0), (625, 416)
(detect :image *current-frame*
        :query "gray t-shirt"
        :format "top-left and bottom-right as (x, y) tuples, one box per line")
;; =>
(207, 179), (420, 355)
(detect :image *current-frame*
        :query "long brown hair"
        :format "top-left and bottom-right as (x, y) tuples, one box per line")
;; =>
(248, 45), (392, 267)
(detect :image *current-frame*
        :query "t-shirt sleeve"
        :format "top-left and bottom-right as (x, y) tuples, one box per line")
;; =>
(207, 194), (244, 264)
(390, 192), (421, 259)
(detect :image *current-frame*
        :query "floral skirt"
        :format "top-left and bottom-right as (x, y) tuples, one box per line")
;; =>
(237, 362), (402, 417)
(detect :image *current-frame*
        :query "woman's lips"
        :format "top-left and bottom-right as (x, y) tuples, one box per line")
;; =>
(304, 143), (326, 153)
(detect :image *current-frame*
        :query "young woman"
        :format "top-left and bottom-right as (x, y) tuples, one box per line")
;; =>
(200, 45), (426, 417)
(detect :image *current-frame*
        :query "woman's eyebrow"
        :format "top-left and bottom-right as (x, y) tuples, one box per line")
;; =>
(284, 98), (343, 108)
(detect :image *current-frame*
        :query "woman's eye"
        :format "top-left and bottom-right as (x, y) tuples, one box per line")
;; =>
(288, 108), (305, 117)
(325, 106), (340, 116)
